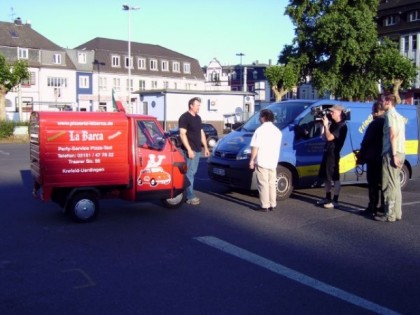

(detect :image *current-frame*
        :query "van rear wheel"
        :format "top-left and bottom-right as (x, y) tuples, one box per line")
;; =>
(276, 166), (294, 201)
(161, 191), (186, 209)
(66, 192), (99, 223)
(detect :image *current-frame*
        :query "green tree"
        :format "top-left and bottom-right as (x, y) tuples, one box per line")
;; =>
(283, 0), (380, 100)
(0, 54), (30, 121)
(264, 64), (299, 101)
(373, 38), (418, 103)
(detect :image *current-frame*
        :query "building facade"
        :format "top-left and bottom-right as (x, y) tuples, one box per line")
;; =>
(0, 19), (78, 121)
(0, 18), (206, 121)
(75, 37), (205, 113)
(377, 0), (420, 105)
(203, 58), (276, 110)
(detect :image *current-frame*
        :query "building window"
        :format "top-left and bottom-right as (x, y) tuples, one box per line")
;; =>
(126, 78), (133, 92)
(112, 55), (120, 67)
(151, 81), (158, 89)
(404, 35), (410, 52)
(78, 52), (87, 64)
(384, 15), (397, 26)
(409, 10), (420, 22)
(139, 80), (146, 91)
(413, 36), (417, 50)
(125, 56), (133, 69)
(30, 72), (36, 85)
(253, 70), (258, 80)
(183, 62), (191, 74)
(173, 61), (180, 73)
(138, 58), (146, 69)
(161, 60), (169, 72)
(113, 78), (121, 91)
(47, 77), (68, 87)
(150, 59), (158, 71)
(18, 47), (28, 59)
(79, 75), (89, 88)
(22, 72), (36, 87)
(211, 71), (219, 82)
(163, 81), (169, 89)
(99, 77), (107, 92)
(53, 54), (62, 64)
(174, 82), (177, 89)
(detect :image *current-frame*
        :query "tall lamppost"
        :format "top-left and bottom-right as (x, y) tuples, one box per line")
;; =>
(122, 4), (140, 113)
(236, 52), (245, 91)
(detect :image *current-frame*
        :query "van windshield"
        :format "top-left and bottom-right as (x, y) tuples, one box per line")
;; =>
(240, 101), (314, 132)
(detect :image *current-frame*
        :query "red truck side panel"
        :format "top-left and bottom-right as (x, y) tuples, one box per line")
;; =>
(31, 111), (130, 200)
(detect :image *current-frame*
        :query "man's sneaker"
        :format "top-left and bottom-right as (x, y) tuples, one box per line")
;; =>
(316, 198), (331, 206)
(186, 197), (200, 205)
(324, 201), (339, 209)
(374, 214), (396, 222)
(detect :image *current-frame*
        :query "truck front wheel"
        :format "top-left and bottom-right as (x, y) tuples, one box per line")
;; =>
(161, 191), (186, 209)
(276, 165), (294, 201)
(67, 192), (99, 223)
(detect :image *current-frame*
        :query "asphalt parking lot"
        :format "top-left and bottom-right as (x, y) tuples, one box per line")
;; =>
(1, 143), (420, 315)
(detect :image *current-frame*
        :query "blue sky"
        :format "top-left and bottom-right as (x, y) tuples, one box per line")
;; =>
(1, 0), (295, 67)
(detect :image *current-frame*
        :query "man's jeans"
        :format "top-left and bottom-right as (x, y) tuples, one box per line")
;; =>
(183, 150), (201, 200)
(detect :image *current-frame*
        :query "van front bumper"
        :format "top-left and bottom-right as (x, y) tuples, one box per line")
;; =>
(207, 158), (257, 191)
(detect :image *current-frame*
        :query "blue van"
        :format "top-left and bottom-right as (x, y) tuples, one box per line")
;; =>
(207, 99), (420, 200)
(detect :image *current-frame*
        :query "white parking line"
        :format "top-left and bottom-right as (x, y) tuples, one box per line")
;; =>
(195, 236), (401, 315)
(403, 201), (420, 206)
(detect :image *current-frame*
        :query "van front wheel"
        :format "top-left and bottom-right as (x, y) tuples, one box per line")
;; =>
(276, 166), (294, 201)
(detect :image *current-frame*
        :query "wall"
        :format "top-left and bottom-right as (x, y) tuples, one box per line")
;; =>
(140, 91), (255, 134)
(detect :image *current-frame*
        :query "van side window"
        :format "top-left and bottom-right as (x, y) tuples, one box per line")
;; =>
(296, 113), (322, 140)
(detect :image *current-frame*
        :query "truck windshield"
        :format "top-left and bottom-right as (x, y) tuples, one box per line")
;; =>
(240, 101), (314, 132)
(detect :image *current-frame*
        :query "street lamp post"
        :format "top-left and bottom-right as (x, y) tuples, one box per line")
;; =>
(122, 4), (140, 113)
(236, 52), (245, 91)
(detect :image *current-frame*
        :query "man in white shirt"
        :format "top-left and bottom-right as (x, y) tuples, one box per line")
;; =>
(249, 109), (282, 211)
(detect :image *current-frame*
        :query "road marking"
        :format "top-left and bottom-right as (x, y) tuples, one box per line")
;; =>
(403, 201), (420, 206)
(0, 150), (11, 156)
(195, 236), (401, 315)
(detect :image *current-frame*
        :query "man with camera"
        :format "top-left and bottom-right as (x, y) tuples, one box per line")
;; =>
(316, 104), (348, 209)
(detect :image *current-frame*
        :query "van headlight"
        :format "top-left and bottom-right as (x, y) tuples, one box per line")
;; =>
(211, 139), (221, 156)
(237, 145), (251, 160)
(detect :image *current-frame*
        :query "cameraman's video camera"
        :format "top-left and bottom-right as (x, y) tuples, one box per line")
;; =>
(310, 105), (351, 122)
(311, 106), (330, 121)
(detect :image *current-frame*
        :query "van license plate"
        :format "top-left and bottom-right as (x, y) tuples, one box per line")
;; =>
(213, 168), (225, 176)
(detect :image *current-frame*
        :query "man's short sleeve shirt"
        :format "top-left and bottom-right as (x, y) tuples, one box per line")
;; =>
(178, 112), (202, 152)
(250, 122), (282, 169)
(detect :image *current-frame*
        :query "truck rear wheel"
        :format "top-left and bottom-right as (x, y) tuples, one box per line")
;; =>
(161, 191), (186, 209)
(276, 165), (294, 201)
(67, 192), (99, 223)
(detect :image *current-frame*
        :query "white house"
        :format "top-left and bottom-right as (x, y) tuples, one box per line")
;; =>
(138, 89), (255, 133)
